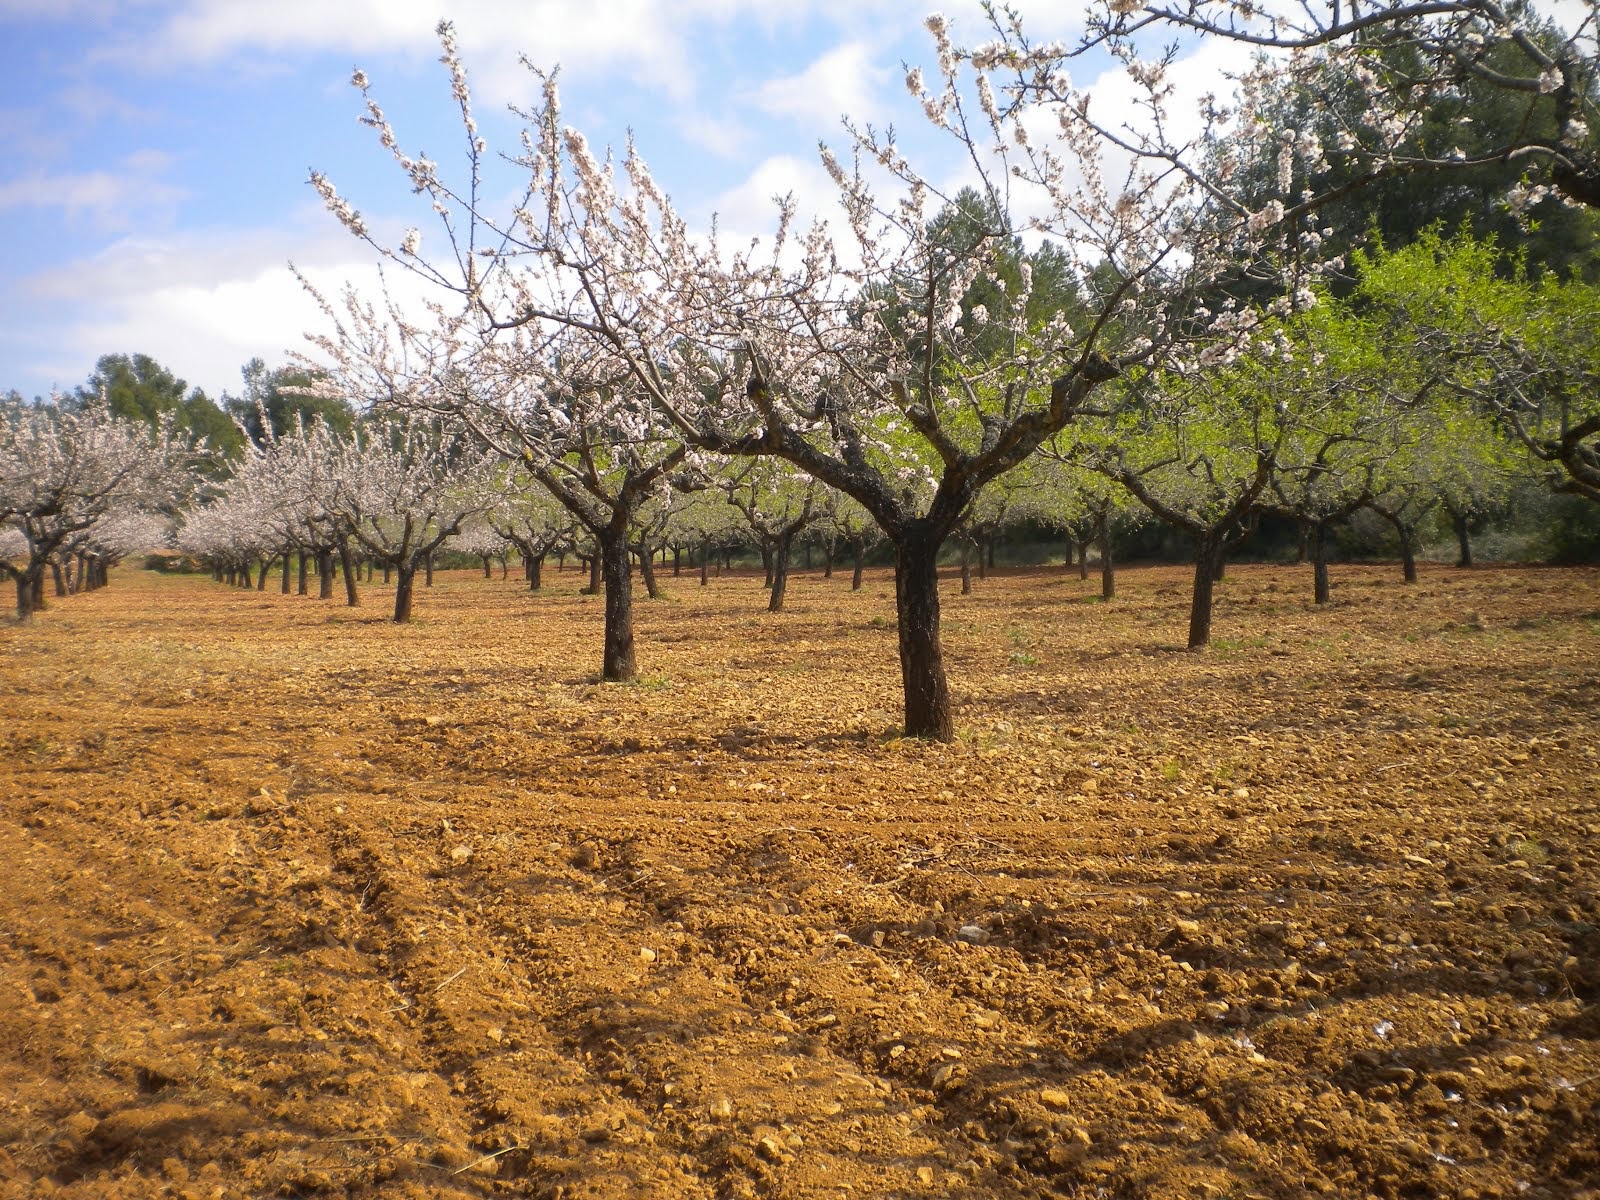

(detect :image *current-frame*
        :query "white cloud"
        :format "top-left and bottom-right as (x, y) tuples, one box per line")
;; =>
(750, 41), (891, 132)
(0, 151), (187, 231)
(3, 216), (409, 398)
(704, 152), (839, 244)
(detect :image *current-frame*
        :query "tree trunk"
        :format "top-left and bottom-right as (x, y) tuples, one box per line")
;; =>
(585, 554), (601, 595)
(823, 536), (835, 580)
(425, 551), (435, 587)
(987, 537), (997, 569)
(599, 530), (636, 682)
(382, 562), (392, 584)
(338, 536), (360, 607)
(15, 570), (40, 621)
(481, 555), (492, 578)
(281, 551), (291, 594)
(529, 554), (544, 591)
(769, 532), (792, 612)
(1399, 525), (1418, 584)
(1310, 522), (1331, 604)
(959, 542), (973, 595)
(1063, 538), (1073, 571)
(1078, 541), (1090, 581)
(761, 543), (774, 589)
(851, 537), (865, 591)
(976, 535), (988, 582)
(1451, 509), (1473, 568)
(1099, 516), (1115, 601)
(673, 545), (682, 577)
(317, 550), (335, 600)
(895, 529), (953, 741)
(1188, 535), (1221, 650)
(255, 558), (270, 591)
(51, 560), (67, 597)
(393, 563), (416, 622)
(297, 553), (309, 596)
(639, 541), (661, 600)
(700, 538), (711, 586)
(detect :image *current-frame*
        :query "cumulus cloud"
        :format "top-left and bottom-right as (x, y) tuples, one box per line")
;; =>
(2, 216), (399, 398)
(750, 41), (892, 132)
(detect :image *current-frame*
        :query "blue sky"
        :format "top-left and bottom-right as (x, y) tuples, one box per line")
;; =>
(0, 2), (1125, 404)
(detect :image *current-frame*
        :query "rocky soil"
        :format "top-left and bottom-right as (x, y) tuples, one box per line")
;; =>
(2, 560), (1598, 1199)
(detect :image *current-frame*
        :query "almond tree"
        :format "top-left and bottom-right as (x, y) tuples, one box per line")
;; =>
(313, 17), (1341, 739)
(718, 459), (821, 612)
(1054, 1), (1599, 210)
(334, 420), (503, 622)
(487, 479), (576, 590)
(1356, 230), (1600, 507)
(1, 401), (188, 620)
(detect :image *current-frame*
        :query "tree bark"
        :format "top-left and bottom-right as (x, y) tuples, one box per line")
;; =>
(1451, 508), (1473, 568)
(481, 555), (492, 578)
(700, 538), (711, 586)
(599, 529), (636, 682)
(317, 550), (335, 600)
(1399, 525), (1418, 584)
(1078, 541), (1090, 581)
(425, 551), (435, 587)
(255, 558), (270, 591)
(1188, 535), (1221, 650)
(959, 542), (973, 595)
(851, 537), (865, 590)
(529, 554), (544, 591)
(1310, 521), (1331, 604)
(393, 564), (417, 623)
(761, 543), (774, 589)
(15, 571), (39, 622)
(639, 540), (661, 600)
(769, 532), (792, 612)
(895, 528), (953, 741)
(338, 536), (360, 607)
(51, 560), (67, 597)
(823, 536), (835, 579)
(1099, 516), (1115, 602)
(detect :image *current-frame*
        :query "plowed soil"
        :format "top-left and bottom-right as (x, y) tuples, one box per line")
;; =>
(2, 560), (1599, 1200)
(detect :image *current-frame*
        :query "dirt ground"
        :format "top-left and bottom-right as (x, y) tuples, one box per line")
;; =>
(2, 557), (1598, 1200)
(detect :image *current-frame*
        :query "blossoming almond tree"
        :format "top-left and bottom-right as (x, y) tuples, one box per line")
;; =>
(0, 401), (188, 620)
(312, 17), (1336, 738)
(334, 419), (503, 622)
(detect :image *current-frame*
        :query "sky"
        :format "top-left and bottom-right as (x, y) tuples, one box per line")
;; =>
(0, 1), (1127, 405)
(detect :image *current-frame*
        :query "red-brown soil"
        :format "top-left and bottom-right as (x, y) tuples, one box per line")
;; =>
(2, 560), (1598, 1200)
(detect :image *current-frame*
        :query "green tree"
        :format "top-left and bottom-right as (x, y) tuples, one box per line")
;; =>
(225, 357), (356, 445)
(76, 353), (243, 459)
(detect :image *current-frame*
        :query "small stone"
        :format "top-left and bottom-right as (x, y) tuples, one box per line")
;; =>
(639, 947), (657, 963)
(956, 925), (988, 944)
(449, 844), (472, 864)
(1039, 1088), (1073, 1110)
(916, 1166), (935, 1186)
